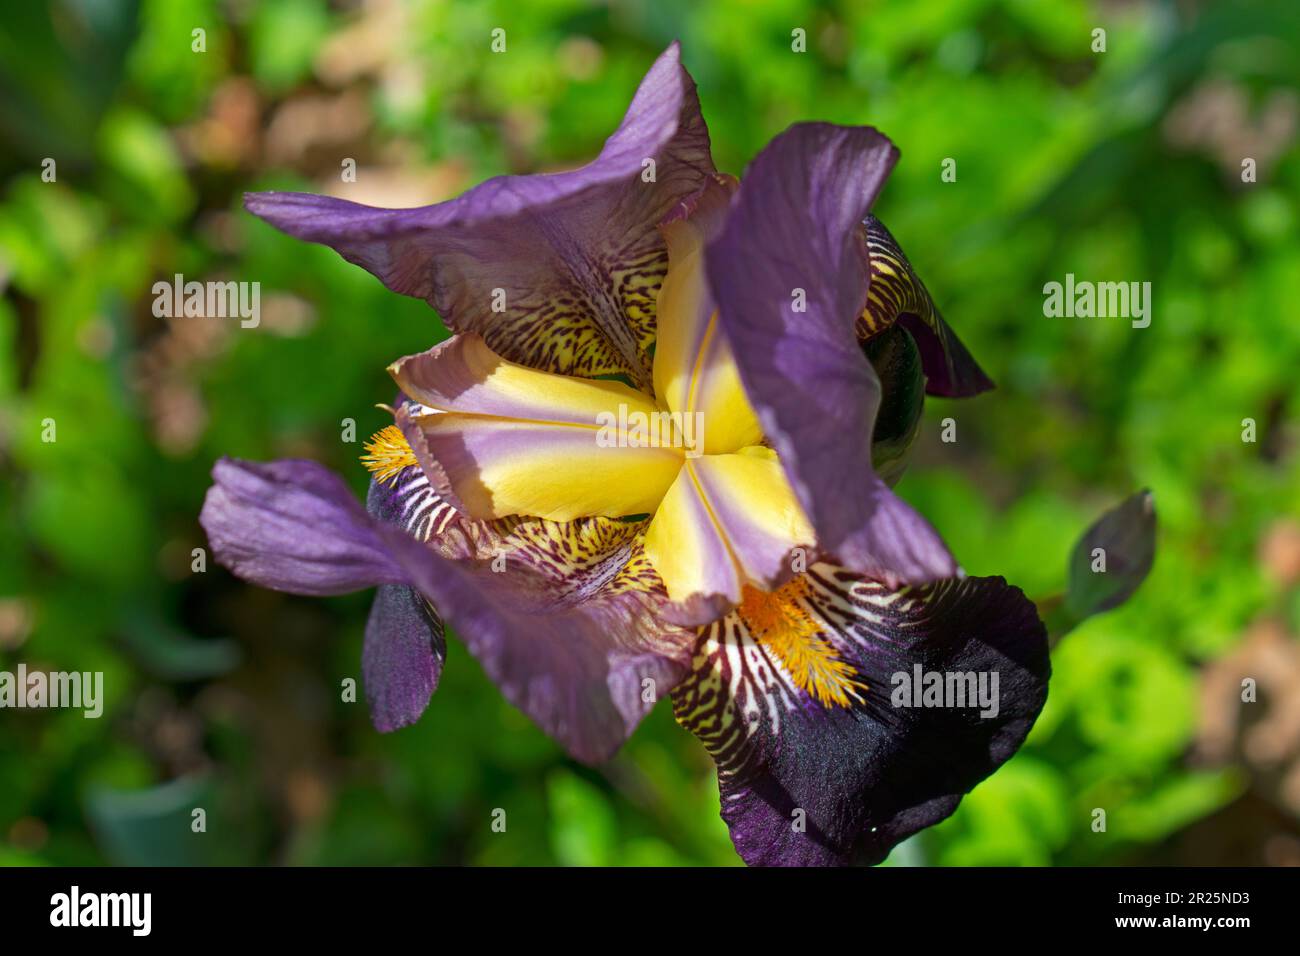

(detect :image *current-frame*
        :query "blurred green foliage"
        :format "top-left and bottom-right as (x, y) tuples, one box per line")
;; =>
(1, 0), (1298, 866)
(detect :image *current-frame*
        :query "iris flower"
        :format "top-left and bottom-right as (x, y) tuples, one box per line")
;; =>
(201, 44), (1052, 866)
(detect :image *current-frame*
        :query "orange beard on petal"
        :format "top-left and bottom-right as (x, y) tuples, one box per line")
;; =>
(361, 424), (419, 485)
(738, 578), (866, 709)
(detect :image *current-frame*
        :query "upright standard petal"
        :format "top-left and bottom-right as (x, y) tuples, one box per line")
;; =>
(244, 43), (714, 389)
(672, 565), (1049, 866)
(860, 216), (994, 398)
(643, 448), (815, 618)
(204, 456), (696, 763)
(390, 333), (684, 521)
(652, 175), (763, 452)
(706, 123), (956, 587)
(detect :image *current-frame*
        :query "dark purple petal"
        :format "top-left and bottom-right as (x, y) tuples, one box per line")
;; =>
(244, 43), (713, 389)
(363, 585), (445, 733)
(361, 475), (447, 733)
(862, 216), (994, 398)
(203, 457), (694, 763)
(706, 123), (956, 586)
(672, 567), (1049, 866)
(202, 458), (445, 729)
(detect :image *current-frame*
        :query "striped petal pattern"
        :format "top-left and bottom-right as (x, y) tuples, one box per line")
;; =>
(859, 216), (994, 398)
(672, 563), (1049, 866)
(243, 43), (714, 391)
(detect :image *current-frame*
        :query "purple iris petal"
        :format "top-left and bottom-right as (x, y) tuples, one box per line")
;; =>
(201, 458), (444, 732)
(362, 476), (447, 733)
(706, 122), (957, 587)
(243, 42), (713, 389)
(202, 457), (694, 763)
(363, 585), (445, 733)
(200, 458), (410, 595)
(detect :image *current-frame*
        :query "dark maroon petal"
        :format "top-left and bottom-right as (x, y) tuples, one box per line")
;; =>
(862, 215), (994, 398)
(672, 567), (1049, 866)
(244, 43), (713, 389)
(706, 123), (956, 586)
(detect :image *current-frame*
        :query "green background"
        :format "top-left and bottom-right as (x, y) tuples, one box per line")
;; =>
(2, 0), (1299, 866)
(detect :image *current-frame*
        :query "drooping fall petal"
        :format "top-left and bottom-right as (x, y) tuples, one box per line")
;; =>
(360, 472), (448, 733)
(363, 584), (445, 733)
(243, 43), (714, 390)
(201, 458), (448, 733)
(672, 565), (1049, 866)
(706, 122), (957, 588)
(204, 457), (695, 763)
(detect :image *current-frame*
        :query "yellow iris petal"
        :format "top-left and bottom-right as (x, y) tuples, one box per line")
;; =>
(643, 448), (814, 606)
(391, 334), (684, 522)
(652, 176), (764, 454)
